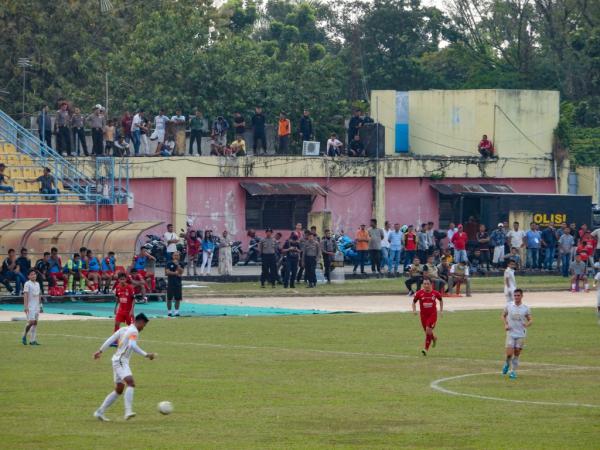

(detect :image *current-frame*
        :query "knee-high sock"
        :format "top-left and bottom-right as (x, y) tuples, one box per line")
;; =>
(425, 333), (432, 350)
(512, 357), (519, 371)
(124, 387), (134, 414)
(68, 275), (74, 291)
(30, 325), (36, 342)
(98, 391), (119, 414)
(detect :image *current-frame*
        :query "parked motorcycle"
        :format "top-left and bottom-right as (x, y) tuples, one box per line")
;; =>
(144, 234), (166, 266)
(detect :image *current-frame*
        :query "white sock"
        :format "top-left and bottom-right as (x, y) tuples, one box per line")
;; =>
(98, 391), (119, 414)
(30, 325), (37, 342)
(585, 283), (589, 290)
(512, 357), (519, 371)
(571, 283), (576, 290)
(124, 387), (134, 414)
(174, 309), (179, 314)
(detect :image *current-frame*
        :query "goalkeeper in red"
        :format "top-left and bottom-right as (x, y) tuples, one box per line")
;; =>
(412, 278), (443, 356)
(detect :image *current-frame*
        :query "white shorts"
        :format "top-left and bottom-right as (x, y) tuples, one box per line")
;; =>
(112, 360), (132, 384)
(505, 335), (525, 349)
(156, 130), (165, 142)
(26, 308), (40, 321)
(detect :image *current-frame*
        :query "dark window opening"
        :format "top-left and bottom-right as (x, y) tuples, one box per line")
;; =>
(245, 194), (312, 230)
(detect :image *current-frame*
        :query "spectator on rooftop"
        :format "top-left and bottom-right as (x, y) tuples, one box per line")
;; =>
(251, 106), (267, 155)
(153, 109), (170, 154)
(37, 105), (53, 149)
(0, 163), (14, 193)
(478, 134), (494, 158)
(71, 107), (88, 156)
(131, 109), (145, 156)
(230, 135), (246, 157)
(212, 116), (229, 147)
(233, 111), (246, 137)
(189, 109), (208, 156)
(347, 109), (363, 144)
(348, 134), (365, 157)
(326, 133), (343, 157)
(299, 109), (313, 142)
(104, 119), (116, 156)
(120, 111), (132, 144)
(277, 112), (291, 154)
(171, 109), (186, 156)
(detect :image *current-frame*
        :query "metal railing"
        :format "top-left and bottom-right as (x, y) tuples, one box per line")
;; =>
(0, 109), (102, 203)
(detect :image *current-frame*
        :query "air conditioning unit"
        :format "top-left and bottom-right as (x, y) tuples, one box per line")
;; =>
(302, 141), (320, 156)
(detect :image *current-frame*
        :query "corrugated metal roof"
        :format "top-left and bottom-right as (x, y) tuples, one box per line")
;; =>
(431, 183), (515, 195)
(240, 182), (328, 197)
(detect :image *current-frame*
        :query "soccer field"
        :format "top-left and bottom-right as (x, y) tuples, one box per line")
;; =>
(1, 309), (600, 449)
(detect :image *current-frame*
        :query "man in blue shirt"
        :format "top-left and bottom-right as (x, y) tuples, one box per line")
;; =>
(541, 224), (558, 270)
(525, 222), (542, 269)
(388, 223), (404, 274)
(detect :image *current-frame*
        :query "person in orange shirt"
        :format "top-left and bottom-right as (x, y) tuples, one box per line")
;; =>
(353, 224), (370, 274)
(278, 112), (291, 154)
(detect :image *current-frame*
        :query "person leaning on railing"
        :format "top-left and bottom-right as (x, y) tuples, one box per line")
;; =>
(24, 167), (59, 199)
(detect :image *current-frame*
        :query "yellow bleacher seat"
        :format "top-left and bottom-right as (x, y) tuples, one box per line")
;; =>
(1, 143), (17, 154)
(22, 166), (37, 179)
(7, 167), (23, 178)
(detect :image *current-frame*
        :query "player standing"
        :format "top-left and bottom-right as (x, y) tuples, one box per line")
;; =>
(501, 288), (533, 379)
(93, 313), (155, 421)
(114, 272), (136, 332)
(22, 270), (42, 345)
(504, 259), (517, 304)
(412, 278), (443, 356)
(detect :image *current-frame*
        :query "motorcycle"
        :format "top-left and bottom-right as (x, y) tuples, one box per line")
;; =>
(144, 234), (166, 266)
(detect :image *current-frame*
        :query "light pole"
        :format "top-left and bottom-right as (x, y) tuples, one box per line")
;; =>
(18, 57), (32, 125)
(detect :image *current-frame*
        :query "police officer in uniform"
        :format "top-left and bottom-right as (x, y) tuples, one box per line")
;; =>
(320, 229), (336, 283)
(259, 228), (278, 288)
(282, 234), (301, 288)
(302, 232), (321, 288)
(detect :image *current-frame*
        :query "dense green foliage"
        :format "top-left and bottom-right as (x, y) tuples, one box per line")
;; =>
(1, 309), (599, 448)
(0, 0), (598, 145)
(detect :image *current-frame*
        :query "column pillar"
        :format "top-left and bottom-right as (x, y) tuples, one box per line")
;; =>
(172, 175), (187, 232)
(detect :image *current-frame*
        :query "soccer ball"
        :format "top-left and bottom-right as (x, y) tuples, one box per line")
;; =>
(157, 401), (173, 415)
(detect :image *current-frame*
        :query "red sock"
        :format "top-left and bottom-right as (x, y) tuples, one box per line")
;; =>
(425, 334), (432, 350)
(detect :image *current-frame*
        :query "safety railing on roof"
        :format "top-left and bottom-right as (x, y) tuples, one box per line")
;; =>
(0, 109), (104, 203)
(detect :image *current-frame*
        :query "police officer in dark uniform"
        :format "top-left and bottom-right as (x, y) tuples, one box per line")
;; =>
(302, 232), (321, 288)
(320, 229), (336, 283)
(259, 228), (278, 288)
(282, 234), (301, 288)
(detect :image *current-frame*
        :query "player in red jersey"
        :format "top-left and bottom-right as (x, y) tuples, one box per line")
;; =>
(412, 278), (443, 356)
(113, 272), (136, 333)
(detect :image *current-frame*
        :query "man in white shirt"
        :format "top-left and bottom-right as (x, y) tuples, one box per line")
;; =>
(93, 313), (155, 421)
(326, 133), (343, 157)
(171, 109), (186, 156)
(446, 222), (457, 254)
(163, 223), (180, 262)
(131, 109), (145, 156)
(22, 270), (42, 346)
(506, 221), (526, 266)
(501, 289), (532, 379)
(504, 259), (517, 303)
(153, 109), (170, 154)
(381, 221), (392, 273)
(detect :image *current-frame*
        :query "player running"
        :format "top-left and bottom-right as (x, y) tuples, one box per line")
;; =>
(113, 272), (136, 332)
(93, 313), (155, 421)
(504, 259), (517, 304)
(412, 278), (443, 356)
(501, 288), (533, 379)
(22, 269), (42, 345)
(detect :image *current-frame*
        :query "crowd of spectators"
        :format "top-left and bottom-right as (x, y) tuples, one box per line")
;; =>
(35, 101), (374, 158)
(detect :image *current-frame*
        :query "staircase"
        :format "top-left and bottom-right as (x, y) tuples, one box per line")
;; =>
(0, 109), (101, 203)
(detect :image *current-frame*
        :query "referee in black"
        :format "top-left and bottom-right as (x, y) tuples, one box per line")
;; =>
(259, 228), (278, 288)
(165, 251), (184, 317)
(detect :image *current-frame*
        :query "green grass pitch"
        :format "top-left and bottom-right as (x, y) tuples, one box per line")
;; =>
(1, 309), (599, 449)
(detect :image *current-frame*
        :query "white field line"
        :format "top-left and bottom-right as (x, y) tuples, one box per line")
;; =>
(1, 330), (600, 372)
(430, 368), (600, 408)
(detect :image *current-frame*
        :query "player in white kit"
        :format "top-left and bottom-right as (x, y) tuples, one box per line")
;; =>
(93, 313), (155, 421)
(503, 259), (517, 304)
(22, 270), (42, 346)
(501, 289), (532, 379)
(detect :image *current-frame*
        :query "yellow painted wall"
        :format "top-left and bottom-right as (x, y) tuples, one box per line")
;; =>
(370, 90), (397, 156)
(576, 166), (599, 203)
(397, 89), (559, 159)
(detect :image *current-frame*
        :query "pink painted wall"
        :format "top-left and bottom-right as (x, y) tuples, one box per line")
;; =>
(0, 204), (128, 222)
(384, 177), (556, 227)
(128, 178), (173, 238)
(185, 177), (373, 243)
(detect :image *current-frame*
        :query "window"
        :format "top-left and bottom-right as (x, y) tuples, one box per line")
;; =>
(245, 194), (312, 229)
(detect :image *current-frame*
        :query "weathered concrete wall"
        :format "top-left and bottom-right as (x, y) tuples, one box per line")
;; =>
(128, 178), (173, 237)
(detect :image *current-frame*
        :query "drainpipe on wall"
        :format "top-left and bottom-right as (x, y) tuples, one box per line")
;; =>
(567, 172), (578, 195)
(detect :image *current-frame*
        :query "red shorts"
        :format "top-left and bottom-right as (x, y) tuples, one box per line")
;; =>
(87, 270), (100, 277)
(115, 310), (133, 324)
(81, 270), (89, 278)
(420, 314), (437, 330)
(102, 271), (114, 278)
